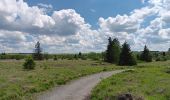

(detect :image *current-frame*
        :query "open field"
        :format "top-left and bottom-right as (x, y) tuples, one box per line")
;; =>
(90, 61), (170, 100)
(0, 59), (124, 100)
(1, 59), (170, 100)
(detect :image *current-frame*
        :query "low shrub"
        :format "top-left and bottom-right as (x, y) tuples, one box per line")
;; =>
(165, 68), (170, 74)
(23, 56), (36, 70)
(53, 56), (58, 61)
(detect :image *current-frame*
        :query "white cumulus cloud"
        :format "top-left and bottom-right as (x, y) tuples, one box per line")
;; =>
(0, 0), (170, 53)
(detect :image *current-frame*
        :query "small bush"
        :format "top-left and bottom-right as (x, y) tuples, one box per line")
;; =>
(156, 57), (161, 61)
(103, 67), (107, 71)
(68, 57), (73, 60)
(53, 56), (58, 61)
(23, 56), (36, 70)
(156, 57), (167, 61)
(163, 57), (167, 61)
(165, 68), (170, 74)
(81, 56), (87, 60)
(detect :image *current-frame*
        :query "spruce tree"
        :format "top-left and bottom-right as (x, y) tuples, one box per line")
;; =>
(78, 52), (82, 58)
(54, 55), (58, 61)
(119, 42), (137, 66)
(112, 38), (121, 64)
(168, 48), (170, 57)
(74, 54), (78, 60)
(33, 41), (43, 60)
(105, 37), (121, 64)
(140, 45), (152, 62)
(105, 37), (114, 63)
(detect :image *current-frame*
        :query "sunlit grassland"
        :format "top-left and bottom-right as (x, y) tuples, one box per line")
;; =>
(0, 59), (122, 100)
(91, 61), (170, 100)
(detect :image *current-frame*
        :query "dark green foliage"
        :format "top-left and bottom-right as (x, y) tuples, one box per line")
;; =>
(80, 56), (87, 60)
(149, 51), (170, 61)
(162, 52), (166, 56)
(78, 52), (82, 58)
(51, 53), (102, 61)
(15, 55), (22, 60)
(67, 57), (74, 60)
(136, 53), (141, 60)
(105, 37), (121, 64)
(119, 42), (137, 66)
(167, 49), (170, 60)
(105, 37), (114, 63)
(1, 52), (5, 55)
(76, 52), (87, 60)
(155, 56), (167, 61)
(0, 53), (27, 60)
(165, 67), (170, 74)
(23, 56), (35, 70)
(74, 54), (78, 60)
(112, 38), (121, 63)
(86, 52), (101, 61)
(53, 55), (58, 61)
(33, 41), (43, 60)
(155, 57), (161, 61)
(163, 57), (167, 61)
(140, 45), (152, 62)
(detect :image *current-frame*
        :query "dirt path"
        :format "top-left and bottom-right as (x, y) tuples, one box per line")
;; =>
(37, 70), (124, 100)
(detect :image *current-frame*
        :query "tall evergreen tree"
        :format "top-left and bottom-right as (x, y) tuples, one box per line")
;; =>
(162, 52), (166, 56)
(140, 45), (152, 62)
(112, 38), (121, 64)
(105, 37), (114, 63)
(33, 41), (43, 60)
(78, 52), (82, 57)
(105, 37), (121, 64)
(168, 48), (170, 56)
(119, 42), (137, 66)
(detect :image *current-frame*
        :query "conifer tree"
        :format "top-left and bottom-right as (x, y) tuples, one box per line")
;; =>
(105, 37), (121, 64)
(140, 45), (152, 62)
(105, 37), (114, 63)
(78, 52), (82, 58)
(112, 38), (121, 64)
(74, 54), (78, 60)
(33, 41), (43, 60)
(119, 42), (137, 66)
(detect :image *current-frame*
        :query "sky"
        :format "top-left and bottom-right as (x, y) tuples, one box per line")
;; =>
(0, 0), (170, 53)
(27, 0), (144, 28)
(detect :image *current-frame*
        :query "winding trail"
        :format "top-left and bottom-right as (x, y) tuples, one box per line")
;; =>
(37, 70), (124, 100)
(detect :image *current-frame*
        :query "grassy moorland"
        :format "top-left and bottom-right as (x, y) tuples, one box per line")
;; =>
(0, 59), (124, 100)
(90, 61), (170, 100)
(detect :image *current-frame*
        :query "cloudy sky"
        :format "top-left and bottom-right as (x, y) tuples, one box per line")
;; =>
(0, 0), (170, 53)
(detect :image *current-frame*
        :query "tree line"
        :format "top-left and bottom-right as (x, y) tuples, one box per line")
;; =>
(31, 37), (169, 67)
(104, 37), (156, 66)
(0, 40), (169, 62)
(105, 37), (135, 66)
(0, 37), (170, 69)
